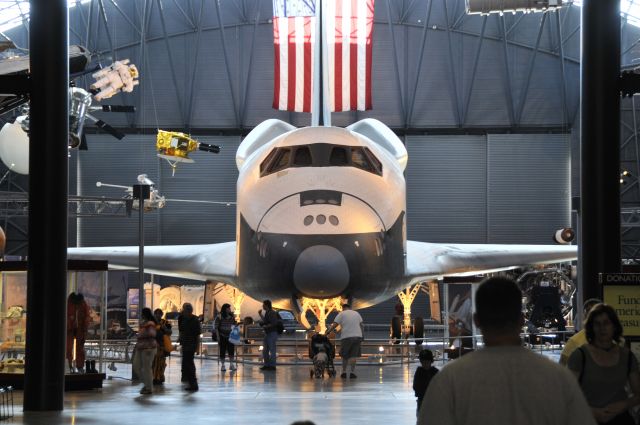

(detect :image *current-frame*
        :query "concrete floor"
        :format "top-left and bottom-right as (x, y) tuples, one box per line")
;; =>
(9, 348), (562, 425)
(13, 356), (422, 425)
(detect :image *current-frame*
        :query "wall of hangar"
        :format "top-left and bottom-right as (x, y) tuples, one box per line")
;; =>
(404, 133), (572, 245)
(73, 134), (239, 248)
(75, 133), (571, 248)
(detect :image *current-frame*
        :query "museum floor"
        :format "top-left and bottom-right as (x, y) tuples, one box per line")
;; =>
(14, 356), (421, 425)
(9, 349), (562, 425)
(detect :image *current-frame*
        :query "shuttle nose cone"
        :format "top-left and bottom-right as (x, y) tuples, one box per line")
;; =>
(293, 245), (349, 298)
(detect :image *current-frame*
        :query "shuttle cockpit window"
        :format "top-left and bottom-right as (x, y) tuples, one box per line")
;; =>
(269, 148), (291, 173)
(330, 147), (349, 166)
(260, 147), (295, 177)
(259, 144), (382, 177)
(364, 147), (383, 175)
(293, 146), (312, 167)
(350, 147), (384, 176)
(260, 148), (278, 175)
(351, 148), (372, 172)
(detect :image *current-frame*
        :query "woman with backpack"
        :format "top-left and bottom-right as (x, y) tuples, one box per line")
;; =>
(568, 303), (640, 424)
(152, 308), (172, 385)
(215, 303), (237, 371)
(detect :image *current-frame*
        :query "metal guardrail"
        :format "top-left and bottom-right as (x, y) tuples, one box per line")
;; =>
(92, 328), (573, 369)
(84, 340), (135, 363)
(195, 329), (574, 366)
(0, 386), (13, 421)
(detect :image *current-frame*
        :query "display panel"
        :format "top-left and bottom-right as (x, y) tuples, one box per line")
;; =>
(0, 272), (26, 373)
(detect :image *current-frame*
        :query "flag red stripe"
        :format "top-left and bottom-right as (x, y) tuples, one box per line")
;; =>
(273, 18), (281, 109)
(350, 0), (358, 111)
(287, 18), (296, 111)
(303, 17), (312, 113)
(334, 0), (343, 112)
(365, 0), (373, 109)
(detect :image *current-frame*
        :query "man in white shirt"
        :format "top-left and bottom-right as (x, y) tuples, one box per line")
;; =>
(326, 304), (364, 379)
(419, 277), (596, 425)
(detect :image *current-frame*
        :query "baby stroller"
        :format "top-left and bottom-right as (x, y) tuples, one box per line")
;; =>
(308, 333), (336, 378)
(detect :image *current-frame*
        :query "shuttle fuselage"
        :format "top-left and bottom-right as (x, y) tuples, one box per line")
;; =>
(236, 125), (408, 308)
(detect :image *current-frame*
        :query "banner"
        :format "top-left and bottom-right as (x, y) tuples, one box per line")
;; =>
(601, 273), (640, 337)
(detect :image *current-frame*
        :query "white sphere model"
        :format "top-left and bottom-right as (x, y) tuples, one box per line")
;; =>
(0, 116), (29, 175)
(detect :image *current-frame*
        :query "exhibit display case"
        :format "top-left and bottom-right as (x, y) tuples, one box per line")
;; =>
(0, 261), (109, 389)
(0, 271), (26, 373)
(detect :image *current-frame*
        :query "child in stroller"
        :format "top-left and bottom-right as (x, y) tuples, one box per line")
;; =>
(309, 333), (336, 378)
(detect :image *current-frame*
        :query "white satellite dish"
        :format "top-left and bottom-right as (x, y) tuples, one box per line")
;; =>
(0, 116), (29, 175)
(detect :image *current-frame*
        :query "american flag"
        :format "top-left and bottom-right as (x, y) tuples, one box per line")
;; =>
(272, 0), (317, 113)
(272, 0), (375, 113)
(326, 0), (375, 112)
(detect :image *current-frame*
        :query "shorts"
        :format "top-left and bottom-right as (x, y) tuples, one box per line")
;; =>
(340, 337), (362, 359)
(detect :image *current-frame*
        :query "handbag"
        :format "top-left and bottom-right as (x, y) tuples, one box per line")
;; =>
(228, 325), (242, 345)
(163, 333), (174, 353)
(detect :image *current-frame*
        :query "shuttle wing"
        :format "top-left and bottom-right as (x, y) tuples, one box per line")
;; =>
(68, 242), (237, 284)
(405, 240), (577, 284)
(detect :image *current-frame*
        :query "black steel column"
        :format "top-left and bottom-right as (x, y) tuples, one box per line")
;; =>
(24, 0), (69, 411)
(579, 0), (621, 303)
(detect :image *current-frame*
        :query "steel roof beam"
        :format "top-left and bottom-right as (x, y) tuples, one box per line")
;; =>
(386, 1), (407, 127)
(499, 14), (515, 127)
(171, 0), (196, 29)
(462, 15), (486, 126)
(443, 0), (462, 126)
(516, 12), (546, 126)
(157, 0), (186, 127)
(215, 0), (240, 128)
(240, 0), (261, 127)
(406, 0), (433, 127)
(185, 0), (205, 132)
(97, 0), (117, 61)
(107, 0), (142, 36)
(132, 0), (149, 128)
(554, 11), (569, 125)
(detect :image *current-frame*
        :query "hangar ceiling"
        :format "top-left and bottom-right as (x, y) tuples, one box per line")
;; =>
(0, 0), (593, 130)
(0, 0), (637, 131)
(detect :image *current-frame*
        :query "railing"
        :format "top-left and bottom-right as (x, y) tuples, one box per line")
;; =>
(195, 328), (574, 367)
(0, 386), (13, 421)
(84, 340), (135, 365)
(89, 328), (575, 370)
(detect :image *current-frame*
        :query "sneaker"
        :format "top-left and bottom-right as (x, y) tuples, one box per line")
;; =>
(230, 364), (237, 371)
(184, 385), (199, 392)
(221, 365), (226, 372)
(340, 372), (347, 379)
(139, 387), (152, 395)
(349, 373), (357, 379)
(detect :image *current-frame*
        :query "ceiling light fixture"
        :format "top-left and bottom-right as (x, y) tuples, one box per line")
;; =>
(466, 0), (563, 15)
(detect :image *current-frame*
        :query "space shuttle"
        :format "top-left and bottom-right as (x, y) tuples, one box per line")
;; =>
(68, 117), (577, 313)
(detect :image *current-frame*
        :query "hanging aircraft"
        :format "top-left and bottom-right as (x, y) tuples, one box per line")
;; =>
(68, 118), (577, 322)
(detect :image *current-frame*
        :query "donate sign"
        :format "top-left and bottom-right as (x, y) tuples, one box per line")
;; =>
(600, 273), (640, 337)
